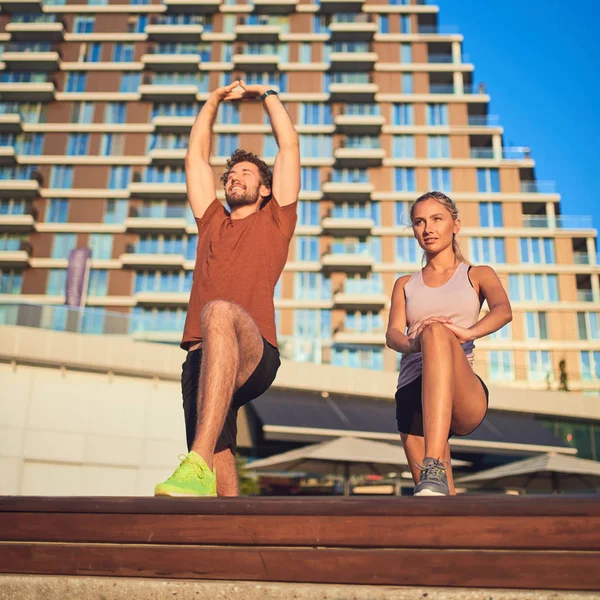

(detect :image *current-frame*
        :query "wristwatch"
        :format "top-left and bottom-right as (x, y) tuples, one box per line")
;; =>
(261, 89), (278, 101)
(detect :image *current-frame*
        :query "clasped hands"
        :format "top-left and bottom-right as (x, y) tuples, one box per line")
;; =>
(211, 79), (270, 103)
(408, 316), (473, 354)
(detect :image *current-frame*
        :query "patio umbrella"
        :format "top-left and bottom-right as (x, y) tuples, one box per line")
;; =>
(245, 436), (469, 495)
(457, 452), (600, 494)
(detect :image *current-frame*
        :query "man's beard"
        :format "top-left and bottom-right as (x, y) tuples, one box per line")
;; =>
(225, 186), (260, 208)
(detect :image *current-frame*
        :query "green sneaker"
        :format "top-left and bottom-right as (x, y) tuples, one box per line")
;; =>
(154, 451), (217, 497)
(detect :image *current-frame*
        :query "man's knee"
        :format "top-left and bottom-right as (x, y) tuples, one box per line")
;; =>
(201, 300), (237, 330)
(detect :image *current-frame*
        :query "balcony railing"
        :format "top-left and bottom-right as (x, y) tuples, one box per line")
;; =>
(427, 54), (453, 64)
(572, 252), (600, 265)
(520, 181), (556, 194)
(577, 290), (598, 303)
(429, 84), (454, 94)
(343, 279), (384, 294)
(521, 215), (594, 229)
(467, 115), (500, 127)
(417, 25), (460, 35)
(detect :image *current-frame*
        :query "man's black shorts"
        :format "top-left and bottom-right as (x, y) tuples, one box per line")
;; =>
(182, 337), (280, 453)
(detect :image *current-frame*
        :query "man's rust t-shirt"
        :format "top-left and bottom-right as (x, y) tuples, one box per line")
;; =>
(181, 197), (297, 350)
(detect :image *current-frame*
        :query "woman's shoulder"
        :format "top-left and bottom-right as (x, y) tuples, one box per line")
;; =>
(467, 264), (498, 280)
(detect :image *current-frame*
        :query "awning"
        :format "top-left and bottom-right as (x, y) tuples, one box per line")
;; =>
(251, 389), (576, 456)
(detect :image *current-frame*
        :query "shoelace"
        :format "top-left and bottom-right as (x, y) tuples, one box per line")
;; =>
(172, 454), (205, 482)
(416, 459), (450, 478)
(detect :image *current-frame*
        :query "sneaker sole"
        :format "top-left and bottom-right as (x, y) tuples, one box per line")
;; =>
(154, 490), (217, 498)
(414, 489), (448, 497)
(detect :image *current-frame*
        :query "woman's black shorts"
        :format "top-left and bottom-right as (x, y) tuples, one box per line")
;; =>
(395, 374), (489, 438)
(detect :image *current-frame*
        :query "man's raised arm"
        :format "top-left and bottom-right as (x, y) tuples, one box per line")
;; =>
(185, 81), (243, 219)
(239, 82), (300, 207)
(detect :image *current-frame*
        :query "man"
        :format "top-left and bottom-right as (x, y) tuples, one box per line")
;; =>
(155, 80), (300, 497)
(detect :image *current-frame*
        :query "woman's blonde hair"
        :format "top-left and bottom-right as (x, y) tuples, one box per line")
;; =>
(410, 191), (470, 264)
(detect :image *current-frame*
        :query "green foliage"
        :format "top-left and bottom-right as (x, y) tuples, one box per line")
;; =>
(236, 453), (260, 496)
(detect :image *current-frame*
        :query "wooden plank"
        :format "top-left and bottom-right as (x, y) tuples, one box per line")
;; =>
(2, 495), (600, 517)
(1, 513), (599, 550)
(0, 542), (599, 591)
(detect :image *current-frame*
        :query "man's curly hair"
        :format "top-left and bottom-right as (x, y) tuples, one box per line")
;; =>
(221, 149), (273, 202)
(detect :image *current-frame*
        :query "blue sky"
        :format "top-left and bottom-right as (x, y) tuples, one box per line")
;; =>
(435, 0), (600, 237)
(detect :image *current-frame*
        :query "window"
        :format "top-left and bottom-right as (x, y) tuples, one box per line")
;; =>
(394, 168), (416, 191)
(120, 72), (141, 93)
(345, 311), (383, 333)
(488, 323), (511, 340)
(301, 167), (320, 192)
(105, 102), (126, 124)
(0, 270), (23, 294)
(488, 350), (515, 382)
(427, 103), (448, 126)
(65, 73), (86, 93)
(218, 103), (240, 125)
(0, 199), (26, 215)
(89, 234), (113, 260)
(296, 236), (319, 261)
(299, 135), (333, 158)
(46, 198), (69, 223)
(477, 168), (500, 193)
(392, 135), (415, 158)
(71, 101), (94, 124)
(108, 166), (131, 189)
(299, 103), (332, 126)
(87, 269), (108, 296)
(294, 272), (331, 300)
(113, 43), (135, 62)
(299, 42), (311, 63)
(396, 237), (420, 263)
(528, 350), (552, 382)
(82, 42), (101, 62)
(519, 238), (555, 264)
(400, 43), (412, 63)
(46, 269), (67, 295)
(66, 133), (89, 156)
(402, 73), (413, 94)
(577, 312), (600, 340)
(580, 351), (600, 381)
(393, 103), (414, 126)
(430, 168), (452, 192)
(509, 274), (559, 302)
(297, 201), (319, 226)
(332, 168), (368, 183)
(104, 199), (128, 224)
(263, 135), (278, 158)
(100, 133), (124, 156)
(73, 16), (95, 33)
(479, 202), (503, 227)
(51, 233), (77, 259)
(470, 237), (506, 264)
(294, 309), (331, 338)
(428, 135), (450, 158)
(217, 134), (238, 157)
(524, 311), (549, 340)
(378, 15), (389, 34)
(332, 345), (383, 370)
(394, 201), (410, 226)
(400, 15), (411, 34)
(50, 166), (73, 188)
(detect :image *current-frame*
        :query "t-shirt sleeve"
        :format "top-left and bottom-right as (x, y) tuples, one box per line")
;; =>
(194, 199), (226, 231)
(266, 196), (297, 239)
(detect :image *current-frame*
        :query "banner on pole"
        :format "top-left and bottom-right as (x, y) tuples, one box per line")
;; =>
(65, 247), (91, 307)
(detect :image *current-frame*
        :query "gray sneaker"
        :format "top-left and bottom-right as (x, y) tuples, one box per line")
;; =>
(413, 457), (450, 496)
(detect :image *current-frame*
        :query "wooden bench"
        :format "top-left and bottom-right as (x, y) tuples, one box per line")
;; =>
(1, 495), (599, 591)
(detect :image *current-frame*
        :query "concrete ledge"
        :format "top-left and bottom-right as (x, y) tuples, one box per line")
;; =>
(0, 576), (596, 600)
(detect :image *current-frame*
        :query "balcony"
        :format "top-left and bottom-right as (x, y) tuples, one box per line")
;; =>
(5, 21), (65, 42)
(428, 54), (454, 64)
(0, 0), (42, 12)
(149, 148), (186, 165)
(321, 245), (374, 272)
(521, 215), (594, 230)
(322, 180), (373, 201)
(0, 178), (40, 198)
(145, 24), (205, 42)
(333, 329), (385, 345)
(520, 181), (557, 194)
(329, 21), (376, 42)
(321, 214), (374, 235)
(329, 51), (377, 72)
(129, 182), (187, 199)
(329, 82), (378, 102)
(0, 147), (17, 166)
(0, 81), (55, 102)
(417, 25), (461, 35)
(125, 210), (188, 233)
(577, 290), (598, 303)
(573, 252), (600, 266)
(138, 82), (198, 103)
(429, 83), (455, 95)
(319, 0), (364, 13)
(142, 53), (200, 73)
(334, 113), (384, 135)
(164, 0), (221, 13)
(151, 115), (194, 133)
(0, 213), (35, 232)
(334, 143), (384, 167)
(334, 280), (386, 310)
(252, 0), (297, 14)
(134, 291), (188, 305)
(2, 50), (61, 72)
(235, 24), (282, 43)
(121, 248), (186, 270)
(232, 53), (280, 71)
(467, 115), (501, 127)
(0, 114), (22, 134)
(0, 241), (31, 267)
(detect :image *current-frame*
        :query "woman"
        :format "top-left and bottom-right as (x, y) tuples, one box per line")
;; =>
(386, 191), (512, 496)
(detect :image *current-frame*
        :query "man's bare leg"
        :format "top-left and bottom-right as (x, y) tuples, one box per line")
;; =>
(214, 447), (239, 496)
(190, 300), (263, 471)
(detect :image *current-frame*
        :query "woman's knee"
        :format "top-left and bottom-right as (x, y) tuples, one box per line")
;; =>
(421, 321), (452, 343)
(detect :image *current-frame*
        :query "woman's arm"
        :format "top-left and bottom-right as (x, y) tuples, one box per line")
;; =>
(445, 265), (512, 343)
